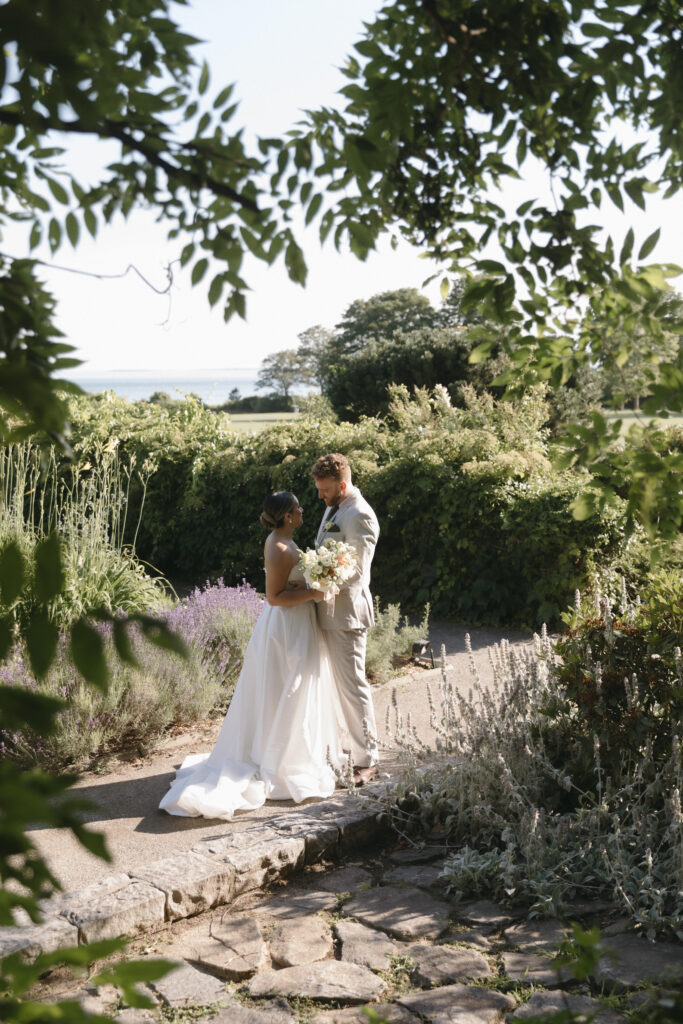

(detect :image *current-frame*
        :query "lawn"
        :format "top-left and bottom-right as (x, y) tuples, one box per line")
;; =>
(227, 411), (301, 434)
(605, 410), (683, 433)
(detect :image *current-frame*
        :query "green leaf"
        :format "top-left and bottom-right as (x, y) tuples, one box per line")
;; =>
(475, 259), (506, 274)
(92, 957), (177, 1008)
(48, 217), (62, 252)
(46, 177), (69, 204)
(71, 619), (108, 690)
(571, 491), (597, 521)
(461, 278), (494, 312)
(112, 618), (139, 667)
(304, 192), (323, 226)
(198, 60), (210, 96)
(34, 533), (64, 603)
(83, 207), (97, 238)
(180, 242), (195, 267)
(0, 613), (13, 660)
(638, 228), (660, 261)
(606, 183), (624, 212)
(619, 227), (634, 265)
(440, 277), (450, 300)
(29, 221), (42, 250)
(581, 21), (608, 38)
(208, 273), (224, 307)
(0, 541), (25, 604)
(624, 178), (646, 210)
(26, 610), (59, 680)
(213, 83), (234, 108)
(0, 684), (65, 734)
(139, 617), (188, 658)
(65, 211), (79, 247)
(468, 339), (497, 364)
(191, 258), (209, 285)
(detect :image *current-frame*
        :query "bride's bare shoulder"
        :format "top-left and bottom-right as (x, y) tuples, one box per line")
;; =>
(264, 535), (297, 565)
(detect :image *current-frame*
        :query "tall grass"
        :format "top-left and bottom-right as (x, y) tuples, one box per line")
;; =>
(0, 443), (167, 627)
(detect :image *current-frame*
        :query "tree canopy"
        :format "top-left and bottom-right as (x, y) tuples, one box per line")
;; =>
(333, 287), (436, 357)
(255, 349), (303, 399)
(1, 0), (682, 519)
(292, 0), (683, 539)
(0, 0), (315, 442)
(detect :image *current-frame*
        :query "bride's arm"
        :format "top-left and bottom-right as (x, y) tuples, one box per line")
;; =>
(264, 542), (324, 607)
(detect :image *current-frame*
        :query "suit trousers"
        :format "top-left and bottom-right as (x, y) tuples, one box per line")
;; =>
(323, 627), (379, 767)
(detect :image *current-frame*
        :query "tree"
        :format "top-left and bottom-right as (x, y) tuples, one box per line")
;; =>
(255, 349), (304, 399)
(598, 290), (683, 411)
(332, 287), (437, 358)
(0, 0), (322, 444)
(297, 325), (336, 391)
(326, 325), (501, 420)
(294, 0), (683, 539)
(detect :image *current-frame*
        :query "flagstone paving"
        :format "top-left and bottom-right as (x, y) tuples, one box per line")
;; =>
(12, 622), (681, 1023)
(31, 846), (681, 1024)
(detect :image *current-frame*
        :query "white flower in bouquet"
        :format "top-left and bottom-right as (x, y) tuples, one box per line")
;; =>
(297, 539), (357, 599)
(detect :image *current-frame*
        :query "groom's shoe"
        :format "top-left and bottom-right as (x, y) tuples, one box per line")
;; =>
(352, 765), (378, 786)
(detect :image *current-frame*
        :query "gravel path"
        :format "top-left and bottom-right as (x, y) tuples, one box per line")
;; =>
(28, 622), (533, 893)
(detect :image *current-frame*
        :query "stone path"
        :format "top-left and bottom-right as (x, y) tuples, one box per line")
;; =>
(9, 620), (682, 1022)
(26, 623), (533, 893)
(26, 843), (683, 1024)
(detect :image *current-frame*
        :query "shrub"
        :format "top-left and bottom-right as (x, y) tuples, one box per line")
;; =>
(59, 386), (626, 628)
(379, 586), (682, 935)
(366, 600), (430, 684)
(545, 572), (683, 789)
(0, 581), (263, 770)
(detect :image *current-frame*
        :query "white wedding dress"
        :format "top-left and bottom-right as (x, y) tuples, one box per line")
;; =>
(159, 563), (345, 820)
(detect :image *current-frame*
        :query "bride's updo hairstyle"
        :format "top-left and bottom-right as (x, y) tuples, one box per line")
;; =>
(260, 491), (297, 531)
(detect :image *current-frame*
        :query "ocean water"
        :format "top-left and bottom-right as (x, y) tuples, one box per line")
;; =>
(69, 369), (260, 406)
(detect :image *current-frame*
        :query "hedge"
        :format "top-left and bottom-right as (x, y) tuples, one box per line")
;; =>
(63, 387), (626, 628)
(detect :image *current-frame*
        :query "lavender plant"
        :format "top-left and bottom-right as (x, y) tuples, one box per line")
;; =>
(0, 581), (263, 770)
(381, 593), (682, 937)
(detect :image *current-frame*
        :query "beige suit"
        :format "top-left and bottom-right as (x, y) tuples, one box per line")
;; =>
(315, 488), (379, 766)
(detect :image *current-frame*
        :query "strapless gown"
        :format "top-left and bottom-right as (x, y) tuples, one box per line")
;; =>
(159, 565), (346, 820)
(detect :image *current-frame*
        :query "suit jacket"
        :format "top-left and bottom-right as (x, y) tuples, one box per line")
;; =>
(315, 488), (379, 631)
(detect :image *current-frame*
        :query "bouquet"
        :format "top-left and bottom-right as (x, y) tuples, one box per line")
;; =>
(297, 538), (357, 604)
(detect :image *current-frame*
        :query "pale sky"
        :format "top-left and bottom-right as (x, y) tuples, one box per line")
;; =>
(6, 1), (682, 374)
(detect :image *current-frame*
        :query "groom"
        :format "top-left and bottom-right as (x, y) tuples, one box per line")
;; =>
(312, 453), (380, 784)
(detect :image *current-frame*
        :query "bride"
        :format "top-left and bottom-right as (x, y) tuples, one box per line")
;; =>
(159, 490), (345, 820)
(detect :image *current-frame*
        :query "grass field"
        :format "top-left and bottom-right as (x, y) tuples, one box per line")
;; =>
(227, 411), (301, 434)
(605, 410), (683, 433)
(226, 409), (683, 436)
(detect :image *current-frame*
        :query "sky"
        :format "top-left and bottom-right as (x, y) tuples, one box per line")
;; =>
(6, 1), (683, 374)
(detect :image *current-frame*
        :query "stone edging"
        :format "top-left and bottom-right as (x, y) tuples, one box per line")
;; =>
(0, 789), (387, 962)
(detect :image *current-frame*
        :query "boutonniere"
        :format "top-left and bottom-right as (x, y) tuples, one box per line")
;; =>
(324, 520), (341, 533)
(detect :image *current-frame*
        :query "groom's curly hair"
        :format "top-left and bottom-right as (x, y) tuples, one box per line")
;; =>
(311, 453), (351, 481)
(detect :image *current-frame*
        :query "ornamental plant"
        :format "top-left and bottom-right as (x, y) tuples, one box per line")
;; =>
(546, 573), (683, 790)
(0, 580), (263, 771)
(378, 592), (682, 935)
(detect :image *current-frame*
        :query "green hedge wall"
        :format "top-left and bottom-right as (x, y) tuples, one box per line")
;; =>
(64, 389), (625, 628)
